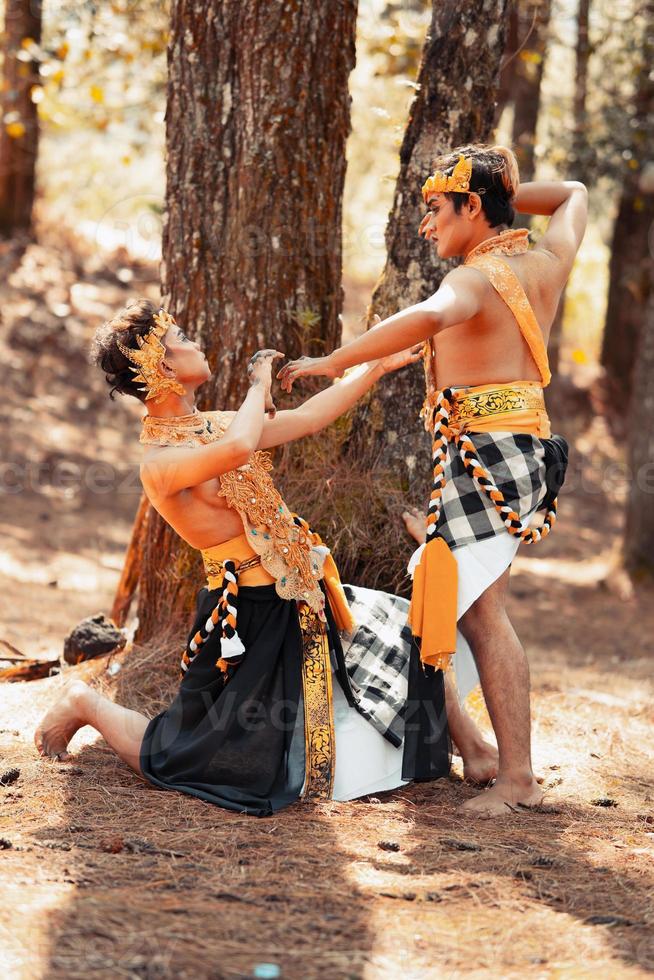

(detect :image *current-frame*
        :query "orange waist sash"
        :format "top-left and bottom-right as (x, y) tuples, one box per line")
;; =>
(200, 532), (354, 633)
(422, 379), (551, 439)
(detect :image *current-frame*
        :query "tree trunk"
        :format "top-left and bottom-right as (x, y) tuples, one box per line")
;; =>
(510, 0), (551, 184)
(546, 0), (590, 375)
(507, 0), (551, 235)
(600, 2), (654, 402)
(624, 284), (654, 574)
(494, 2), (520, 129)
(111, 492), (149, 629)
(132, 0), (358, 645)
(599, 176), (654, 400)
(336, 0), (510, 592)
(571, 0), (590, 179)
(0, 0), (42, 237)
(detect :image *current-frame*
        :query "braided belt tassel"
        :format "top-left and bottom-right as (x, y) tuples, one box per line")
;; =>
(457, 434), (557, 542)
(215, 559), (246, 669)
(179, 560), (246, 679)
(425, 387), (453, 539)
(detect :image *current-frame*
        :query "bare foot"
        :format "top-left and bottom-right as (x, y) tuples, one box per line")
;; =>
(462, 741), (499, 785)
(402, 506), (426, 544)
(34, 680), (92, 762)
(459, 775), (543, 817)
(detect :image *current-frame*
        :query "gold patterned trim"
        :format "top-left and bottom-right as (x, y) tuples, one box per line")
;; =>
(422, 383), (545, 429)
(297, 601), (335, 800)
(450, 384), (545, 423)
(202, 554), (263, 591)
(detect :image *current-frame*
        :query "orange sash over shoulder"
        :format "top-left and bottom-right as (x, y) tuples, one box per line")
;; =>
(465, 252), (551, 387)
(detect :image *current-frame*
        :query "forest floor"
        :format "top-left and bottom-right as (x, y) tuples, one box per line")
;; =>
(0, 220), (652, 980)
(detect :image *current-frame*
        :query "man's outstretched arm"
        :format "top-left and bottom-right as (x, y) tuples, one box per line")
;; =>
(277, 266), (485, 391)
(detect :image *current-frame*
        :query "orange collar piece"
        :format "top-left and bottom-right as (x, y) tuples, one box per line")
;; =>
(464, 227), (530, 262)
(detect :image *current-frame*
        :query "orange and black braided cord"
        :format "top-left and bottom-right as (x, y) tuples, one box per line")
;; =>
(424, 387), (557, 544)
(179, 556), (261, 679)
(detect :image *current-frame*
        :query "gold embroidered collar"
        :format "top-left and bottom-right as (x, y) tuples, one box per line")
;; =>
(464, 227), (529, 264)
(140, 407), (227, 446)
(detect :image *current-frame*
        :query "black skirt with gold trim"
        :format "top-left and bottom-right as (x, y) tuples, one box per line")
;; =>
(139, 582), (450, 817)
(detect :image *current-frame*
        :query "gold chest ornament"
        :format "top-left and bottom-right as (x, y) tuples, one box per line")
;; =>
(140, 407), (326, 617)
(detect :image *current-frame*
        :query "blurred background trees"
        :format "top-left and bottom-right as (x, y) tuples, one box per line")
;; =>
(0, 0), (42, 235)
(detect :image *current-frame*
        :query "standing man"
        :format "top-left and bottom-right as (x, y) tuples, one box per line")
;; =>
(278, 144), (587, 815)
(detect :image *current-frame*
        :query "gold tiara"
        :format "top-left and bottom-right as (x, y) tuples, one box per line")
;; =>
(422, 153), (472, 201)
(116, 308), (186, 404)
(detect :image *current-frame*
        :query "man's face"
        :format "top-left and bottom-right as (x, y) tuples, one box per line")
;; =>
(418, 190), (483, 259)
(418, 192), (452, 257)
(161, 323), (211, 385)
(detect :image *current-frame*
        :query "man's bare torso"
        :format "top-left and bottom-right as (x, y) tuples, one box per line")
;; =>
(142, 410), (241, 550)
(434, 247), (564, 388)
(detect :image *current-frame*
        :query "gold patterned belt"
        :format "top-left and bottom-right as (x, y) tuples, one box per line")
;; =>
(449, 382), (546, 425)
(421, 380), (547, 433)
(202, 554), (273, 590)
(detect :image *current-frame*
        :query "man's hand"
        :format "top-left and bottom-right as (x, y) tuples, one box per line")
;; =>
(247, 349), (284, 418)
(377, 343), (425, 375)
(276, 354), (338, 393)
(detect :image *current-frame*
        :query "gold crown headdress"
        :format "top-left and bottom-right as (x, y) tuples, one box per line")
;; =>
(421, 152), (473, 201)
(116, 308), (186, 404)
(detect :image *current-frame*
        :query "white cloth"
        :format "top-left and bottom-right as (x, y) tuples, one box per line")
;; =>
(408, 533), (521, 701)
(324, 533), (520, 801)
(331, 666), (409, 801)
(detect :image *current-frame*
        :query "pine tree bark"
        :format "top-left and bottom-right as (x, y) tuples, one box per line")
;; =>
(132, 0), (358, 645)
(340, 0), (510, 592)
(510, 0), (551, 238)
(494, 2), (520, 128)
(0, 0), (42, 237)
(546, 0), (589, 375)
(510, 0), (551, 188)
(600, 2), (654, 402)
(625, 284), (654, 573)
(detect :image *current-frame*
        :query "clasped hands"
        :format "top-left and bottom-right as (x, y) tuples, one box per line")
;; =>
(249, 316), (423, 416)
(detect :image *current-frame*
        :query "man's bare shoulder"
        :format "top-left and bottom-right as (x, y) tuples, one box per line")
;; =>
(444, 263), (494, 302)
(442, 264), (491, 302)
(445, 263), (489, 286)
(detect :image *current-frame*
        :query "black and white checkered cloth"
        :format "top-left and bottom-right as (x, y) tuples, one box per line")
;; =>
(435, 431), (548, 549)
(340, 584), (412, 747)
(338, 432), (552, 746)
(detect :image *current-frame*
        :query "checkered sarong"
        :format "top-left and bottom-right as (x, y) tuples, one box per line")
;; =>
(338, 432), (551, 746)
(435, 431), (548, 549)
(340, 584), (412, 747)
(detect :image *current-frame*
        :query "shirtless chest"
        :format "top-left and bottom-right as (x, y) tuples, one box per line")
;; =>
(433, 249), (563, 388)
(145, 473), (245, 549)
(141, 412), (243, 549)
